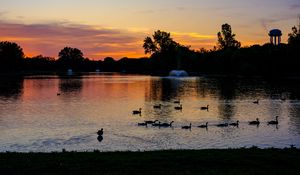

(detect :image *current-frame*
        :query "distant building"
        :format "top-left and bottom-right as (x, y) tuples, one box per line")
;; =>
(269, 29), (282, 45)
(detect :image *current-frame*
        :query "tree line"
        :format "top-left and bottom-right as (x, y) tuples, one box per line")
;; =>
(0, 21), (300, 76)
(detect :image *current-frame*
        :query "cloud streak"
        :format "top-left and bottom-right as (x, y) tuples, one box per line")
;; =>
(0, 20), (146, 59)
(0, 20), (217, 59)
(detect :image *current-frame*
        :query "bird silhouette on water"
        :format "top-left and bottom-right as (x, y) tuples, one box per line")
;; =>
(217, 123), (229, 127)
(138, 122), (148, 126)
(182, 123), (192, 129)
(132, 108), (142, 115)
(97, 128), (104, 143)
(268, 116), (279, 125)
(144, 120), (158, 124)
(97, 128), (104, 136)
(174, 105), (183, 110)
(249, 118), (260, 125)
(153, 104), (162, 109)
(253, 99), (259, 104)
(229, 121), (239, 127)
(198, 122), (208, 128)
(201, 105), (209, 110)
(160, 121), (174, 127)
(174, 100), (180, 104)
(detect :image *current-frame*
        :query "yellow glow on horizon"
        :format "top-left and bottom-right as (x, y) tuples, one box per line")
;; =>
(93, 51), (146, 59)
(172, 32), (215, 39)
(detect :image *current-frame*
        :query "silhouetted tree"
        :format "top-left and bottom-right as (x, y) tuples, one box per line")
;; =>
(288, 18), (300, 46)
(102, 57), (117, 71)
(57, 47), (84, 70)
(0, 41), (24, 70)
(23, 55), (56, 71)
(143, 30), (179, 55)
(217, 23), (241, 50)
(31, 55), (55, 61)
(143, 30), (185, 71)
(104, 57), (115, 63)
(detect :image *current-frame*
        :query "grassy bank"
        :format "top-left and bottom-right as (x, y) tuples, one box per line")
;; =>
(1, 148), (299, 175)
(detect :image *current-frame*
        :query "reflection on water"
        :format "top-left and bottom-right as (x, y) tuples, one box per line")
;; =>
(97, 136), (103, 143)
(58, 75), (83, 94)
(0, 74), (300, 152)
(218, 102), (236, 120)
(0, 77), (24, 99)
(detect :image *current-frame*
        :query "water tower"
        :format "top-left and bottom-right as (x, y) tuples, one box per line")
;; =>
(269, 29), (282, 45)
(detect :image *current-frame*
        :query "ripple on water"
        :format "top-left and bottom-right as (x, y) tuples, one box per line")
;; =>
(1, 74), (300, 152)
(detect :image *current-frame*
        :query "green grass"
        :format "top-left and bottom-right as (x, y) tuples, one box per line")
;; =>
(1, 148), (299, 175)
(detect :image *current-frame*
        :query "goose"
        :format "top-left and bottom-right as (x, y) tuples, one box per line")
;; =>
(132, 108), (142, 115)
(249, 118), (260, 125)
(97, 128), (103, 136)
(153, 104), (162, 109)
(145, 120), (158, 124)
(217, 123), (229, 127)
(201, 105), (209, 110)
(160, 121), (174, 127)
(198, 122), (208, 128)
(268, 116), (279, 125)
(174, 100), (181, 104)
(229, 121), (239, 127)
(138, 122), (148, 126)
(253, 99), (259, 104)
(174, 105), (183, 110)
(152, 121), (161, 127)
(182, 123), (192, 129)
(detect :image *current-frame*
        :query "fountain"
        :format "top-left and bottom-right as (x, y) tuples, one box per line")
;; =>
(169, 70), (188, 77)
(67, 69), (73, 75)
(169, 53), (188, 77)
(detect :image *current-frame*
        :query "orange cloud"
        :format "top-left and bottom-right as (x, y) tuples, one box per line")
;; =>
(0, 20), (226, 60)
(0, 20), (146, 60)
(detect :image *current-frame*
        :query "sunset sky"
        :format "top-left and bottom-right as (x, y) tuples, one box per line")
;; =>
(0, 0), (299, 60)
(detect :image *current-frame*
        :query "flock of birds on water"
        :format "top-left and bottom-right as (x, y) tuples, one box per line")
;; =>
(97, 99), (280, 137)
(133, 99), (279, 130)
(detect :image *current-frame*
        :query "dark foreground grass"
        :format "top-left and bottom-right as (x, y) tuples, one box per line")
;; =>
(1, 148), (300, 175)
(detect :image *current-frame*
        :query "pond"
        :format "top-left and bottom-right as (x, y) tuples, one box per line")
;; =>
(0, 73), (300, 152)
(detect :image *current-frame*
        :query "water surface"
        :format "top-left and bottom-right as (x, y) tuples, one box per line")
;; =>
(0, 73), (300, 152)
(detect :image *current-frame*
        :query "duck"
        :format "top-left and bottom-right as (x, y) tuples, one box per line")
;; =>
(138, 122), (148, 126)
(229, 121), (239, 127)
(201, 105), (209, 110)
(174, 100), (181, 104)
(160, 121), (174, 127)
(198, 122), (208, 128)
(132, 108), (142, 115)
(97, 128), (103, 136)
(144, 120), (158, 124)
(249, 118), (260, 125)
(182, 123), (192, 129)
(174, 105), (183, 110)
(153, 104), (162, 109)
(217, 123), (229, 127)
(152, 121), (161, 127)
(268, 116), (279, 125)
(253, 99), (259, 104)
